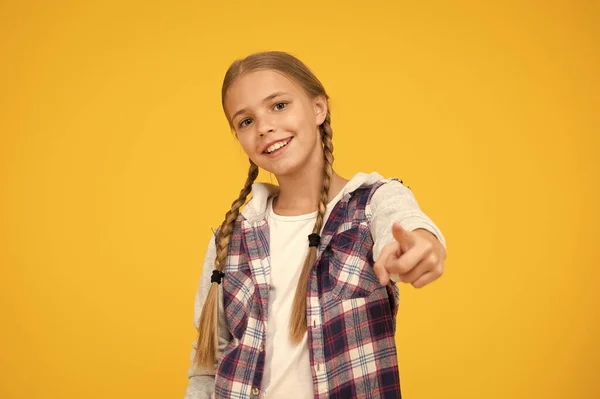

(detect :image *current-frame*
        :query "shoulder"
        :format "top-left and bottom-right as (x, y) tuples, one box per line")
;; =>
(366, 177), (417, 212)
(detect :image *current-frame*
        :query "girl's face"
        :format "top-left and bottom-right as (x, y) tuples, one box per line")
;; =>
(224, 69), (327, 178)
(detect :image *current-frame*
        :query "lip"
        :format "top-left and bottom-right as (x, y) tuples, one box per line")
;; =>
(261, 137), (293, 154)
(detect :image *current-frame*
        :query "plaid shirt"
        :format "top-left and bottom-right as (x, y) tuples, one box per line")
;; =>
(186, 173), (446, 399)
(216, 178), (403, 399)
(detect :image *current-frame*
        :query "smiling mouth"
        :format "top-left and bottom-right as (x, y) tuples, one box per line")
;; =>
(263, 137), (292, 154)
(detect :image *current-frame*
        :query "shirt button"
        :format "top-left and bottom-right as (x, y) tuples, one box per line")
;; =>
(258, 344), (264, 352)
(252, 387), (260, 396)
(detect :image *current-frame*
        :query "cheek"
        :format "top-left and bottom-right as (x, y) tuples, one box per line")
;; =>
(237, 133), (261, 161)
(284, 109), (313, 137)
(238, 135), (254, 152)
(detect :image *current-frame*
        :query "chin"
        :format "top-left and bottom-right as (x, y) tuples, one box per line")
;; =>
(263, 163), (297, 178)
(260, 157), (304, 178)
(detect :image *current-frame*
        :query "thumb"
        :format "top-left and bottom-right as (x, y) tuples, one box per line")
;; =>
(373, 245), (393, 286)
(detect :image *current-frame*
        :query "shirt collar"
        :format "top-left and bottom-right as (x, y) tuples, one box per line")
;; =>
(240, 171), (385, 223)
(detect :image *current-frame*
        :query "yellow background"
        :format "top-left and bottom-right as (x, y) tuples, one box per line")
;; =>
(1, 1), (598, 398)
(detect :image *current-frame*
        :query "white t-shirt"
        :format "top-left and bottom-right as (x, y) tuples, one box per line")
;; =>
(261, 188), (345, 399)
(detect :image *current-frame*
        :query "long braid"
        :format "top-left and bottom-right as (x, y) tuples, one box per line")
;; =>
(290, 112), (334, 342)
(194, 160), (259, 368)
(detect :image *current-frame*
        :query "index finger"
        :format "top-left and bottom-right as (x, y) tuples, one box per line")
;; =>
(392, 222), (415, 251)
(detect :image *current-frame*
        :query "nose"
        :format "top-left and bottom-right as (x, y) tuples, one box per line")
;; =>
(256, 116), (275, 136)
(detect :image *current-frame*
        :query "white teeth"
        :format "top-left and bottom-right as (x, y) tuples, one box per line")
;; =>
(266, 139), (290, 154)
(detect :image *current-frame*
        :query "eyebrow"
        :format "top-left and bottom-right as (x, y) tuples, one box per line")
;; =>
(231, 91), (291, 121)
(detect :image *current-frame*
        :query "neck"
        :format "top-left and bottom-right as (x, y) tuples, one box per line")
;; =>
(273, 166), (348, 216)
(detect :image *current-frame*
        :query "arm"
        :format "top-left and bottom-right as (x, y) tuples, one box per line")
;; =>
(184, 235), (232, 399)
(367, 179), (447, 287)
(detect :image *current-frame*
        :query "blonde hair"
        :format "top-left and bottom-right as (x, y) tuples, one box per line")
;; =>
(194, 51), (334, 369)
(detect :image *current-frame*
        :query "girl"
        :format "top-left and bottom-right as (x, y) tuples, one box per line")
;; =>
(185, 51), (447, 399)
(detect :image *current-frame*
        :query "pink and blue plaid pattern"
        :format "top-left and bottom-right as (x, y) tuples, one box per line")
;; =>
(214, 180), (401, 399)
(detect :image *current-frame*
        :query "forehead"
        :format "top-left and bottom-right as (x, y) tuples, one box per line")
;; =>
(225, 70), (306, 115)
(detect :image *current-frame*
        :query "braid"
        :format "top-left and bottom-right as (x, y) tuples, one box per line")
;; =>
(290, 112), (334, 342)
(317, 112), (334, 230)
(214, 161), (259, 272)
(194, 160), (259, 368)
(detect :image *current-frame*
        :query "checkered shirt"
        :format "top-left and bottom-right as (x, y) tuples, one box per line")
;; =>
(214, 179), (402, 399)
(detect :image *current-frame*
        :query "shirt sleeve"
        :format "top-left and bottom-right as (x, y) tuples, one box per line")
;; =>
(184, 234), (232, 399)
(367, 179), (446, 263)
